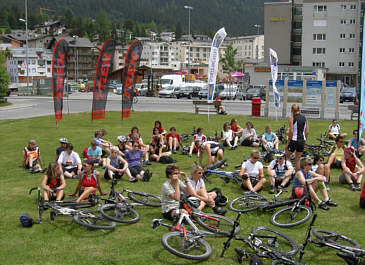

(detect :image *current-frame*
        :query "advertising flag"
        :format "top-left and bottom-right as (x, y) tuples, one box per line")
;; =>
(270, 48), (280, 108)
(359, 15), (365, 142)
(51, 39), (68, 122)
(207, 27), (227, 103)
(121, 40), (143, 119)
(91, 39), (115, 120)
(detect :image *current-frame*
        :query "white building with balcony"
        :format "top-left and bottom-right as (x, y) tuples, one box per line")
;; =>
(226, 35), (264, 63)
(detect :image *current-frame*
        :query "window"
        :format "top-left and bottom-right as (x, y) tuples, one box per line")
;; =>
(313, 20), (327, 27)
(341, 4), (347, 9)
(349, 48), (355, 53)
(350, 5), (356, 9)
(340, 33), (346, 39)
(339, 62), (345, 67)
(313, 48), (326, 54)
(313, 33), (326, 40)
(349, 62), (354, 67)
(350, 19), (355, 24)
(349, 33), (356, 39)
(314, 5), (327, 12)
(312, 62), (325, 67)
(340, 19), (346, 24)
(340, 48), (345, 53)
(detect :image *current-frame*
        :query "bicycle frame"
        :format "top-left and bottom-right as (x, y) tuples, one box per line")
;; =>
(203, 168), (240, 183)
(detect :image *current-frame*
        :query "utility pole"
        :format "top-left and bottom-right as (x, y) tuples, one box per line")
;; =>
(184, 5), (193, 81)
(19, 0), (29, 93)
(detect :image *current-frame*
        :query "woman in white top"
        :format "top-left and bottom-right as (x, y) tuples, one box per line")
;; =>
(221, 122), (238, 149)
(239, 150), (266, 192)
(240, 122), (259, 147)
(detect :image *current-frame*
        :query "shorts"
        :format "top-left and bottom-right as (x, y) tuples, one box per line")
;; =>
(360, 198), (365, 209)
(25, 159), (38, 169)
(89, 158), (100, 164)
(241, 176), (261, 190)
(78, 188), (96, 197)
(330, 160), (342, 169)
(211, 145), (224, 156)
(62, 166), (78, 175)
(129, 165), (144, 177)
(287, 140), (305, 153)
(241, 139), (254, 146)
(338, 173), (357, 184)
(274, 177), (290, 188)
(104, 168), (124, 180)
(162, 209), (175, 221)
(223, 139), (234, 147)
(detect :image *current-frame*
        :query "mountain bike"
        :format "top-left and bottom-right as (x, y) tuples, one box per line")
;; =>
(29, 187), (115, 230)
(151, 213), (215, 260)
(229, 189), (314, 228)
(220, 212), (301, 264)
(299, 214), (365, 265)
(180, 127), (197, 142)
(202, 159), (241, 184)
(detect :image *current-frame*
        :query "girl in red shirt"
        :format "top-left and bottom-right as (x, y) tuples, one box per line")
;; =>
(340, 148), (365, 191)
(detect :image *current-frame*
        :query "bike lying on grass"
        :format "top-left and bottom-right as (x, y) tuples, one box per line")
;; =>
(99, 178), (162, 224)
(220, 211), (301, 264)
(29, 187), (116, 230)
(229, 188), (314, 228)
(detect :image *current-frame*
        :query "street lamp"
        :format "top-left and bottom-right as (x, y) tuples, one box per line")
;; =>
(19, 0), (29, 93)
(254, 24), (261, 35)
(184, 5), (193, 81)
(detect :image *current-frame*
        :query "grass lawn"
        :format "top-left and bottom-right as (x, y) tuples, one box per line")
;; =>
(0, 101), (12, 107)
(1, 111), (364, 265)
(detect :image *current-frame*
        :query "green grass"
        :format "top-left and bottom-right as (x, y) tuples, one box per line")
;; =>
(0, 101), (11, 107)
(1, 111), (364, 265)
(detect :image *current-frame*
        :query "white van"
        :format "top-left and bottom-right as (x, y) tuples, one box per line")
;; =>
(159, 74), (185, 89)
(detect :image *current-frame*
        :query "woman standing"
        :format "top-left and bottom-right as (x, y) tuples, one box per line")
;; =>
(286, 104), (308, 170)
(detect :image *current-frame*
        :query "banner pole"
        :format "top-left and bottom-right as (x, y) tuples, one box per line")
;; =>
(66, 91), (70, 115)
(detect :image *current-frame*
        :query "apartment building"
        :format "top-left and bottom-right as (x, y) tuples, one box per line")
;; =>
(226, 35), (265, 62)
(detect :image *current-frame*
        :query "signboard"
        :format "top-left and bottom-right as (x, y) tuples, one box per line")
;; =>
(270, 17), (286, 22)
(305, 81), (322, 106)
(325, 81), (337, 107)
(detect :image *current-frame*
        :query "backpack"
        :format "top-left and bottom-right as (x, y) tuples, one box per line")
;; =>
(272, 159), (288, 171)
(181, 145), (189, 155)
(20, 214), (34, 227)
(159, 156), (176, 164)
(208, 187), (227, 207)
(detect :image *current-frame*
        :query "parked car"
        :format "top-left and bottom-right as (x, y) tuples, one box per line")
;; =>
(340, 87), (357, 103)
(158, 86), (180, 98)
(176, 85), (201, 99)
(135, 83), (148, 96)
(113, 84), (123, 95)
(198, 85), (224, 99)
(218, 88), (244, 100)
(245, 86), (265, 100)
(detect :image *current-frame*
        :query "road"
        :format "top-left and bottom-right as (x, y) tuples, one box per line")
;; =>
(0, 92), (356, 121)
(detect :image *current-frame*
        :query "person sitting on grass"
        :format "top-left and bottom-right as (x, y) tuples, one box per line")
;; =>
(230, 118), (243, 138)
(41, 162), (66, 202)
(116, 135), (129, 157)
(128, 132), (151, 166)
(189, 127), (206, 157)
(154, 120), (167, 136)
(261, 125), (279, 152)
(56, 138), (68, 161)
(348, 130), (365, 158)
(327, 119), (347, 140)
(166, 127), (183, 154)
(239, 150), (266, 192)
(221, 122), (238, 149)
(240, 121), (259, 147)
(87, 140), (104, 167)
(267, 152), (294, 194)
(215, 96), (227, 115)
(292, 157), (337, 211)
(150, 127), (171, 162)
(187, 164), (227, 215)
(360, 181), (365, 208)
(57, 143), (82, 179)
(125, 143), (152, 182)
(195, 139), (225, 168)
(104, 147), (134, 182)
(161, 165), (195, 220)
(324, 135), (345, 190)
(340, 147), (365, 191)
(22, 139), (44, 173)
(70, 159), (106, 203)
(93, 130), (113, 155)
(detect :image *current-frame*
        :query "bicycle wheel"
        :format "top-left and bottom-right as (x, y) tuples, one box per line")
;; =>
(100, 203), (139, 224)
(128, 191), (161, 207)
(250, 226), (298, 257)
(72, 210), (116, 230)
(312, 229), (360, 249)
(161, 231), (212, 260)
(195, 213), (240, 236)
(207, 159), (227, 170)
(270, 205), (312, 228)
(229, 193), (266, 213)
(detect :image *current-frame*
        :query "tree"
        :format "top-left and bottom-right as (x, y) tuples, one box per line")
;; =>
(221, 43), (240, 75)
(175, 22), (182, 40)
(124, 19), (133, 32)
(96, 10), (110, 42)
(0, 53), (10, 98)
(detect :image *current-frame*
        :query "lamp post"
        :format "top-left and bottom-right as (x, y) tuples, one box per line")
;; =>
(184, 5), (193, 81)
(19, 0), (29, 93)
(254, 24), (261, 35)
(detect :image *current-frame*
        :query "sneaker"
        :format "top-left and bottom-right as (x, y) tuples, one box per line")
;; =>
(325, 198), (338, 207)
(172, 149), (176, 154)
(350, 183), (356, 191)
(355, 183), (362, 191)
(143, 170), (152, 182)
(318, 201), (330, 210)
(129, 177), (138, 183)
(28, 167), (34, 173)
(269, 185), (275, 194)
(142, 160), (149, 166)
(32, 167), (41, 173)
(188, 153), (192, 158)
(213, 206), (227, 215)
(324, 182), (330, 191)
(72, 174), (79, 179)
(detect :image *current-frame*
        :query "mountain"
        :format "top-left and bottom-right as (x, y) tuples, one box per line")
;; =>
(0, 0), (274, 36)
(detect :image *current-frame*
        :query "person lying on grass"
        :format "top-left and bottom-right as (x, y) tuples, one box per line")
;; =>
(41, 162), (66, 202)
(69, 159), (106, 203)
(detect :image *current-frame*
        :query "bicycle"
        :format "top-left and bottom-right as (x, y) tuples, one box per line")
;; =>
(29, 187), (116, 230)
(220, 212), (301, 264)
(202, 159), (241, 184)
(180, 127), (196, 142)
(229, 188), (314, 228)
(299, 214), (365, 265)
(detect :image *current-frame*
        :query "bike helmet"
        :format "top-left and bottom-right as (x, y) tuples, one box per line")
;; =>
(117, 135), (127, 143)
(59, 138), (68, 144)
(275, 151), (285, 158)
(20, 214), (34, 227)
(187, 197), (201, 209)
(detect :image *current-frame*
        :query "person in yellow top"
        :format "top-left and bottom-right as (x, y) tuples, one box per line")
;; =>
(22, 139), (44, 173)
(324, 135), (345, 191)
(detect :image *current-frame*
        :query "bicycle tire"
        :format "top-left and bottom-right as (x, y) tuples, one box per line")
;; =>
(207, 159), (227, 170)
(312, 229), (360, 249)
(271, 260), (303, 265)
(72, 210), (116, 230)
(161, 231), (212, 260)
(250, 226), (298, 257)
(127, 191), (161, 207)
(99, 203), (139, 224)
(195, 213), (240, 236)
(229, 193), (266, 213)
(270, 205), (312, 228)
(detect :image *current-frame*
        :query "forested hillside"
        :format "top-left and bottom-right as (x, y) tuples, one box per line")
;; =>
(0, 0), (277, 36)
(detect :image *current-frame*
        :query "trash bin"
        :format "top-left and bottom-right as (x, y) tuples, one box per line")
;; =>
(251, 97), (261, 117)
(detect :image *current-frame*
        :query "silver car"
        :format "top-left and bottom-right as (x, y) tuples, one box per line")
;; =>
(158, 86), (180, 98)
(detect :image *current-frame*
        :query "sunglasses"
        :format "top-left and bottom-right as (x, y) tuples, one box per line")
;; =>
(277, 157), (284, 160)
(252, 156), (260, 160)
(133, 145), (139, 148)
(307, 163), (313, 166)
(195, 171), (202, 175)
